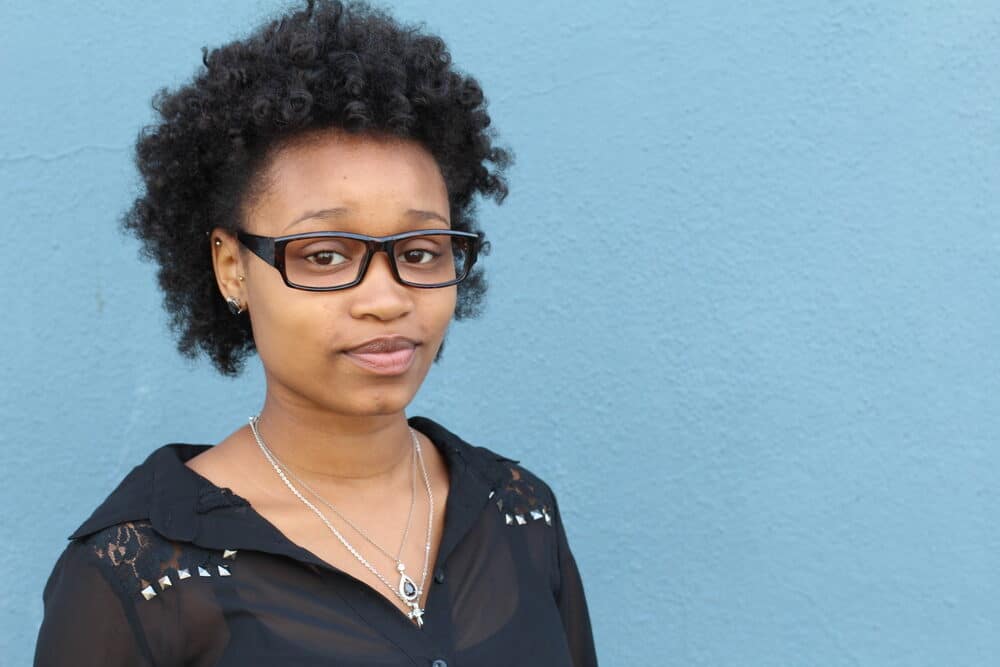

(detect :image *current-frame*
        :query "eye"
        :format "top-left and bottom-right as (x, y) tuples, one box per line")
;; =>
(305, 250), (349, 266)
(399, 248), (439, 265)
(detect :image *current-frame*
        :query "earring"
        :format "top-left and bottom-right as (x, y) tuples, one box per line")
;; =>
(214, 239), (222, 247)
(226, 297), (245, 315)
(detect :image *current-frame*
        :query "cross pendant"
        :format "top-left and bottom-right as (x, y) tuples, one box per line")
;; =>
(408, 604), (425, 628)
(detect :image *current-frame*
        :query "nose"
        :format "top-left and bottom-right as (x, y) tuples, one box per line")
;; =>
(347, 250), (413, 321)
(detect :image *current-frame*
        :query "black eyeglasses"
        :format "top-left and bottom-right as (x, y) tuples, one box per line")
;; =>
(236, 229), (484, 291)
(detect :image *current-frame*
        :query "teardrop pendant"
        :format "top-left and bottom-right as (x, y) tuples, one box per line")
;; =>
(398, 570), (418, 602)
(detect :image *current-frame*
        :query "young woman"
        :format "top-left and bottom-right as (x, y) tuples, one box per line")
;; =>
(34, 1), (596, 665)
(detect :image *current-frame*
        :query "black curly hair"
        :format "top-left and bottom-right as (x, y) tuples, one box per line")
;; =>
(122, 0), (510, 376)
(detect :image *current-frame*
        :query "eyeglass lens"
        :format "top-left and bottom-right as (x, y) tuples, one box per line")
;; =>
(283, 233), (470, 288)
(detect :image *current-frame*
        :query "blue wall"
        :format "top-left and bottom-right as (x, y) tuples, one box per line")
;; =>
(3, 1), (999, 665)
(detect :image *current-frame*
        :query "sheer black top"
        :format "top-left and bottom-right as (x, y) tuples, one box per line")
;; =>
(34, 417), (597, 666)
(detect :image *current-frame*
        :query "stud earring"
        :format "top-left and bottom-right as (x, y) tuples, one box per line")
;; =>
(226, 297), (245, 315)
(214, 239), (222, 247)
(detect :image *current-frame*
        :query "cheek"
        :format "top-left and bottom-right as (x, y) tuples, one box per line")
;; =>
(418, 289), (457, 363)
(248, 282), (345, 367)
(425, 288), (458, 334)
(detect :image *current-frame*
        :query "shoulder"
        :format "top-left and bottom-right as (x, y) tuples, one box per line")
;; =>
(65, 520), (232, 603)
(68, 443), (212, 540)
(485, 452), (558, 528)
(409, 415), (558, 528)
(57, 443), (223, 602)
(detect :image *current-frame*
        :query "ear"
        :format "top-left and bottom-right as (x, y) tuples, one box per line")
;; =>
(210, 228), (247, 311)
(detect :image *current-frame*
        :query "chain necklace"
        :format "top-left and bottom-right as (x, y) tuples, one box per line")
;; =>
(268, 426), (418, 574)
(248, 415), (434, 628)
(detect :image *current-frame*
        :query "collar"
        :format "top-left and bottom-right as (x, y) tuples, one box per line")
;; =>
(69, 416), (518, 569)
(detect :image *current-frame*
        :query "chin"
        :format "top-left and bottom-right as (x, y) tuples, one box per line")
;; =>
(348, 398), (413, 418)
(337, 383), (420, 417)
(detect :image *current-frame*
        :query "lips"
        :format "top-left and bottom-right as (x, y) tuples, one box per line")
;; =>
(343, 336), (419, 375)
(347, 336), (418, 354)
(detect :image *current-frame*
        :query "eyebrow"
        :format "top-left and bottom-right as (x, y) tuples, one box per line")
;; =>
(284, 207), (450, 231)
(284, 207), (349, 231)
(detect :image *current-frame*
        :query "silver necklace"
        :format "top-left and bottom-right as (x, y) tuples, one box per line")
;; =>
(268, 428), (418, 578)
(248, 415), (434, 627)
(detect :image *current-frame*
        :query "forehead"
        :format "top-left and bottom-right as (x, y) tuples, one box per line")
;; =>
(248, 130), (449, 235)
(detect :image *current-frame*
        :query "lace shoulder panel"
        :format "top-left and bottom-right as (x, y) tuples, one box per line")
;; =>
(489, 459), (556, 528)
(82, 521), (236, 602)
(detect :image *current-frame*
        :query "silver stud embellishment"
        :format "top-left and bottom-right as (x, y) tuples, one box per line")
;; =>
(138, 558), (236, 601)
(491, 484), (554, 529)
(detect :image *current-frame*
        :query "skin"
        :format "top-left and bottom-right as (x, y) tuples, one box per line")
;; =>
(186, 129), (454, 619)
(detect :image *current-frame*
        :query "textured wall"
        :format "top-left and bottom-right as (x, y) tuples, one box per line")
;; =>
(3, 1), (999, 665)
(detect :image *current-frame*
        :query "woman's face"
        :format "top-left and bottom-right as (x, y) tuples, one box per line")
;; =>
(213, 130), (457, 417)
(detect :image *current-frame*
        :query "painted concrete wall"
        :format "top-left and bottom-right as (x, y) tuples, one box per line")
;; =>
(3, 1), (999, 664)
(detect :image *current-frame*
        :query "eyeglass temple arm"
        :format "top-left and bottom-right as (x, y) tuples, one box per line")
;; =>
(236, 232), (276, 266)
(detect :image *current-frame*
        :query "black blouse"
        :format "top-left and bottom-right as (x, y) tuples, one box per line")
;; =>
(34, 417), (597, 666)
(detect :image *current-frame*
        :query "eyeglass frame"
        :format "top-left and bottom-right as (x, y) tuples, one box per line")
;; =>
(235, 228), (485, 292)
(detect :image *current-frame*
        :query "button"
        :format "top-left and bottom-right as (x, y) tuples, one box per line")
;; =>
(431, 660), (448, 667)
(434, 569), (445, 584)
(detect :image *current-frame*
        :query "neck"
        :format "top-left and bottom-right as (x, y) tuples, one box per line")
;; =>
(250, 387), (415, 490)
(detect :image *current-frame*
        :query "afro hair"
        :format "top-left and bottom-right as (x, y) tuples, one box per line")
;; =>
(122, 0), (511, 375)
